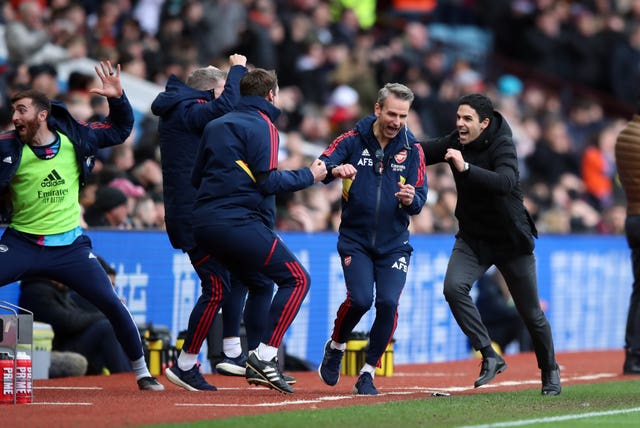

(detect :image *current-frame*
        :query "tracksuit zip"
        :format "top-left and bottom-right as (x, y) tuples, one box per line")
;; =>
(371, 151), (384, 248)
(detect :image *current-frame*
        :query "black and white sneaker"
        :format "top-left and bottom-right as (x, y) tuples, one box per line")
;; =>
(246, 365), (296, 385)
(137, 376), (165, 391)
(245, 352), (293, 394)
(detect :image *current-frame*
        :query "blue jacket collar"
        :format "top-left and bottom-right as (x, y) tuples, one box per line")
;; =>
(237, 96), (281, 122)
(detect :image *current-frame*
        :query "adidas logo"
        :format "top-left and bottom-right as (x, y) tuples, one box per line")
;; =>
(261, 365), (281, 382)
(362, 148), (370, 157)
(40, 169), (65, 188)
(88, 252), (97, 259)
(2, 156), (12, 164)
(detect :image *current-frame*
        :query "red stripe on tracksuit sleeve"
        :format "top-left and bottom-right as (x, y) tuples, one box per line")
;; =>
(321, 129), (358, 157)
(187, 274), (223, 353)
(413, 143), (426, 187)
(258, 110), (279, 169)
(269, 261), (308, 347)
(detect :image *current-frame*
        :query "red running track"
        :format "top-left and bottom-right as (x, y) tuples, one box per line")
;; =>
(1, 350), (635, 428)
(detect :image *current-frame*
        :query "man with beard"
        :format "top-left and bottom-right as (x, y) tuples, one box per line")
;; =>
(420, 93), (561, 395)
(0, 61), (163, 391)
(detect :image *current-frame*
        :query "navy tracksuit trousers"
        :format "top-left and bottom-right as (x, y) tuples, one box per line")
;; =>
(186, 245), (274, 355)
(331, 236), (412, 367)
(184, 245), (229, 355)
(0, 228), (144, 361)
(193, 219), (310, 349)
(224, 275), (274, 351)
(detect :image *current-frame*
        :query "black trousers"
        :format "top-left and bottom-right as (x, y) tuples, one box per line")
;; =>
(624, 215), (640, 356)
(443, 238), (557, 370)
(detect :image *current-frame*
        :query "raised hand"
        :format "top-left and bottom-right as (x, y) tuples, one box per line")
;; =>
(229, 54), (247, 67)
(90, 61), (123, 99)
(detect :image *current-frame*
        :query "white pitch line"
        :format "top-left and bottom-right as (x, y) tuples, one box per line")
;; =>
(173, 371), (622, 410)
(394, 372), (467, 377)
(177, 400), (325, 407)
(29, 402), (93, 406)
(317, 395), (356, 401)
(177, 394), (358, 408)
(36, 386), (103, 390)
(458, 407), (640, 428)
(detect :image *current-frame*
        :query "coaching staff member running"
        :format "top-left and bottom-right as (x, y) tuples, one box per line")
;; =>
(0, 61), (163, 391)
(191, 68), (327, 394)
(152, 54), (256, 391)
(317, 83), (426, 395)
(420, 93), (561, 395)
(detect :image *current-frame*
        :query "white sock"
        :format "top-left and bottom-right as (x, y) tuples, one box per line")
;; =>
(360, 363), (376, 377)
(131, 357), (152, 380)
(223, 337), (242, 358)
(177, 351), (198, 371)
(331, 340), (346, 351)
(256, 343), (278, 361)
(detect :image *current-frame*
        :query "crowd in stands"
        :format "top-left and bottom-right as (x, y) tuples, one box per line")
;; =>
(0, 0), (635, 235)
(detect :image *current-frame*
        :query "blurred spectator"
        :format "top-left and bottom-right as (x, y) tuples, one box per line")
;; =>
(326, 84), (361, 135)
(431, 187), (458, 233)
(3, 0), (638, 236)
(409, 204), (434, 234)
(610, 24), (640, 106)
(130, 158), (163, 194)
(131, 194), (164, 229)
(235, 0), (281, 70)
(108, 139), (136, 172)
(598, 203), (626, 234)
(526, 117), (580, 186)
(277, 185), (331, 232)
(109, 176), (146, 215)
(562, 7), (607, 91)
(28, 63), (60, 100)
(581, 121), (624, 210)
(278, 131), (308, 171)
(84, 186), (131, 229)
(565, 97), (605, 155)
(4, 0), (70, 66)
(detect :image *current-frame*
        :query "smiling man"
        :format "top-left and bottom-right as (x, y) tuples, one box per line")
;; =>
(420, 93), (561, 396)
(317, 83), (427, 396)
(0, 61), (163, 392)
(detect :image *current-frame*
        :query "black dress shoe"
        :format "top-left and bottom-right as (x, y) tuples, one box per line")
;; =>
(541, 367), (561, 396)
(474, 355), (507, 388)
(623, 356), (640, 375)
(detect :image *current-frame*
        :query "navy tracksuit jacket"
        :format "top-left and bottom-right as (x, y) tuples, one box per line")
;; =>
(151, 66), (273, 353)
(0, 94), (146, 363)
(191, 96), (314, 349)
(320, 114), (428, 367)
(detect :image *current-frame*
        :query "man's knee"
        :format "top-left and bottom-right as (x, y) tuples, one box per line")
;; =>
(349, 296), (373, 315)
(375, 297), (398, 314)
(443, 279), (469, 302)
